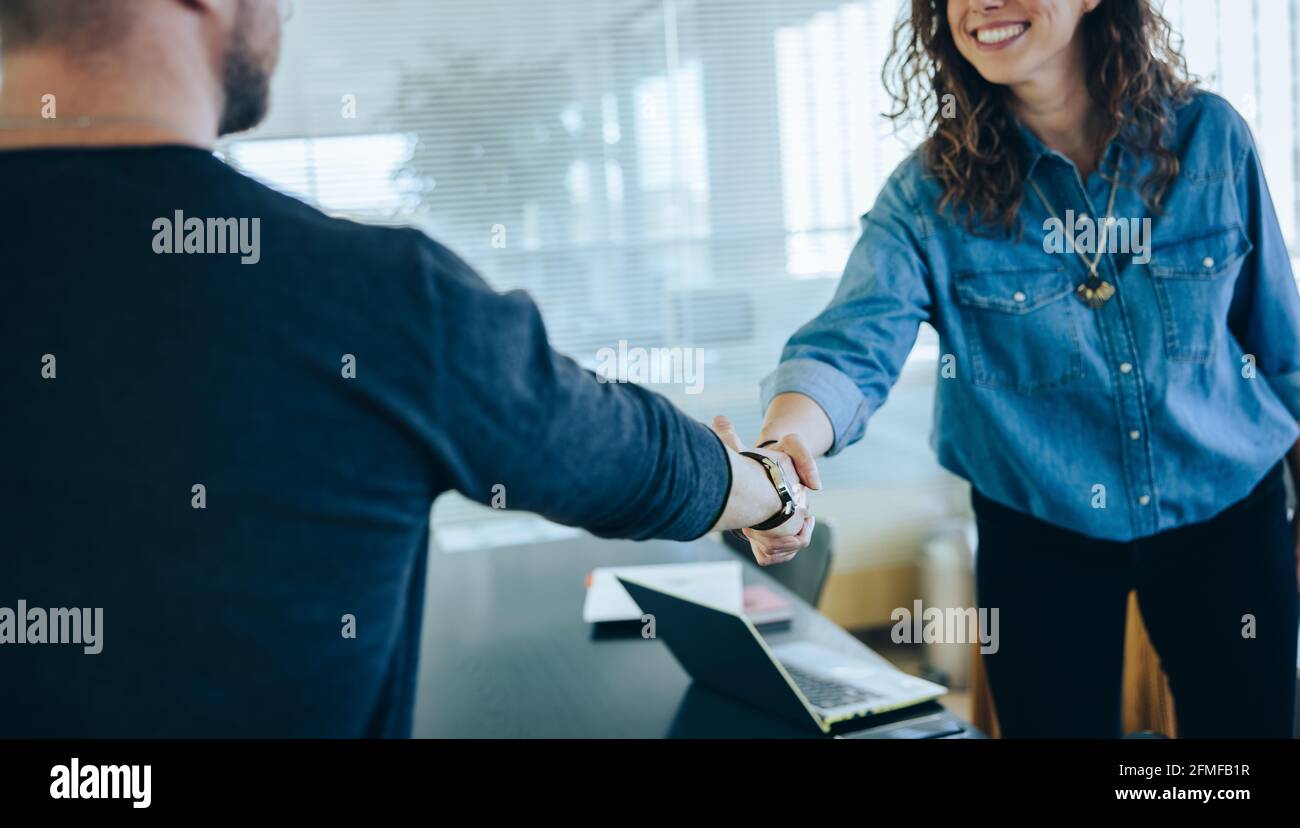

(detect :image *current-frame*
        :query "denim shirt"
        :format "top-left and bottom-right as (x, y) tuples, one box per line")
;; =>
(762, 91), (1300, 541)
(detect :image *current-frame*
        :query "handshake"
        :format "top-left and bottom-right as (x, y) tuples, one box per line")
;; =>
(710, 414), (821, 568)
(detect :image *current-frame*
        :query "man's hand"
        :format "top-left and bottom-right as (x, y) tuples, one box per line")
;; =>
(712, 415), (815, 566)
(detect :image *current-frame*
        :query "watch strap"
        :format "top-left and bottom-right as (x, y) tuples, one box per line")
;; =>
(739, 451), (796, 531)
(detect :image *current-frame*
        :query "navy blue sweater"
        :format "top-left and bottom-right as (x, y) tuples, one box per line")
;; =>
(0, 146), (730, 736)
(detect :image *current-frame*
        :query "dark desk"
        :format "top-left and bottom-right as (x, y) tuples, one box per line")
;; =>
(414, 534), (974, 738)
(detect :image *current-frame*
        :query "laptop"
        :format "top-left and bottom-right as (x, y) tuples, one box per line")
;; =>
(618, 576), (947, 734)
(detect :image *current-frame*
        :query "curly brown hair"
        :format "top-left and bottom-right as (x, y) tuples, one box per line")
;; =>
(884, 0), (1195, 234)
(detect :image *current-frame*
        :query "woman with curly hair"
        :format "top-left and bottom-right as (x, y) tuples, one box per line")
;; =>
(748, 0), (1300, 737)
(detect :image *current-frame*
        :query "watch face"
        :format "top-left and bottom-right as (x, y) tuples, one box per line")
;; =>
(763, 458), (788, 493)
(741, 452), (799, 531)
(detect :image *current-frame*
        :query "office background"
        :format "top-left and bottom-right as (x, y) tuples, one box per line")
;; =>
(210, 0), (1300, 629)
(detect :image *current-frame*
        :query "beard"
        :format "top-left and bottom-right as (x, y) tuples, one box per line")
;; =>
(217, 0), (279, 136)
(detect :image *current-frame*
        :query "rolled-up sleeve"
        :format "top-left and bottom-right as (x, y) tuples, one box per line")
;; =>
(1229, 131), (1300, 420)
(761, 175), (933, 455)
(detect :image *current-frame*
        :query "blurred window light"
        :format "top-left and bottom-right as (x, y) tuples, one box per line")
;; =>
(224, 133), (420, 220)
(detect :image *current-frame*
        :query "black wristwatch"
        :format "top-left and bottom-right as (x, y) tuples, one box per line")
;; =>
(739, 451), (797, 530)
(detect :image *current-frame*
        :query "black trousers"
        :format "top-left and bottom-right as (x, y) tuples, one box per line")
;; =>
(972, 461), (1299, 738)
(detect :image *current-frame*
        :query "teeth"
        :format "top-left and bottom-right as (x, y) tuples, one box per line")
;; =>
(976, 24), (1027, 44)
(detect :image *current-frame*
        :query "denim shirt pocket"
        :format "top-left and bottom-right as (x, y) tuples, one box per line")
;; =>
(1147, 224), (1253, 363)
(953, 266), (1083, 393)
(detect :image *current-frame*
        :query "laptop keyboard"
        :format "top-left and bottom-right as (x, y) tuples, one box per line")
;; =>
(783, 665), (883, 710)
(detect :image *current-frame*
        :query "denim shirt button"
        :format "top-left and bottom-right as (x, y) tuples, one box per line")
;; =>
(1138, 495), (1151, 506)
(1119, 362), (1133, 373)
(1203, 257), (1215, 268)
(1129, 430), (1141, 440)
(1013, 291), (1026, 303)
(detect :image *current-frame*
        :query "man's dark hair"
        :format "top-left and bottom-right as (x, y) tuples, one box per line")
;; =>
(0, 0), (131, 52)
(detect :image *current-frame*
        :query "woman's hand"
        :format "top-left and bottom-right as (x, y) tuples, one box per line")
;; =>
(712, 415), (816, 566)
(756, 432), (823, 493)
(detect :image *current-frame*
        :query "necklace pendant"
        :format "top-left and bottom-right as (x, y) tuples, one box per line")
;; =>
(1076, 278), (1115, 309)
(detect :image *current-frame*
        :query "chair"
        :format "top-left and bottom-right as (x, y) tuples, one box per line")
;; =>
(720, 520), (834, 607)
(969, 590), (1177, 737)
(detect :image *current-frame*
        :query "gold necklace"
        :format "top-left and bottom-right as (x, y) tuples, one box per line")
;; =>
(1027, 174), (1120, 309)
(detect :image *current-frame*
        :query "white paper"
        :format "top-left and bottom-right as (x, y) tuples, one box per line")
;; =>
(582, 560), (743, 623)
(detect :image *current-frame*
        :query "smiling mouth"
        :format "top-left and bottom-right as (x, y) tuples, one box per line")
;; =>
(972, 21), (1030, 48)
